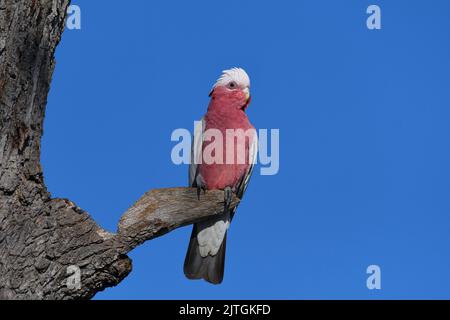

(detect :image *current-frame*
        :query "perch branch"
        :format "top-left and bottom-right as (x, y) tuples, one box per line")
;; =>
(115, 187), (240, 253)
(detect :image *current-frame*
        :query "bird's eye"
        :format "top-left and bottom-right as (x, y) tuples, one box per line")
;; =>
(227, 81), (237, 89)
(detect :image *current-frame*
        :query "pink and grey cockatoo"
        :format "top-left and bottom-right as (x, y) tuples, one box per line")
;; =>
(184, 68), (257, 284)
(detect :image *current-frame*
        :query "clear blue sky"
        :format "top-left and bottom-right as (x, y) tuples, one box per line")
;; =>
(42, 0), (450, 299)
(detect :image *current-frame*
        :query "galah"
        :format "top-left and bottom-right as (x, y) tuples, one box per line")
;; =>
(184, 68), (257, 284)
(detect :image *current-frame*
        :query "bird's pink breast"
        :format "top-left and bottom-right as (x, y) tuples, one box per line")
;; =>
(199, 98), (255, 190)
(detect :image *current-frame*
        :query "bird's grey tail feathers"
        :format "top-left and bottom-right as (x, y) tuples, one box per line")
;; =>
(184, 214), (229, 284)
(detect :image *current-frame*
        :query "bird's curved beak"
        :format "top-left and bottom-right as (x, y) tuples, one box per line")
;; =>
(243, 87), (250, 101)
(242, 87), (251, 111)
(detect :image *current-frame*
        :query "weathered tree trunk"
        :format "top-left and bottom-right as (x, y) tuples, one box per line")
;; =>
(0, 0), (238, 299)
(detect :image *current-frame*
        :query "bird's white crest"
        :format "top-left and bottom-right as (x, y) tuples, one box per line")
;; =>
(212, 67), (250, 90)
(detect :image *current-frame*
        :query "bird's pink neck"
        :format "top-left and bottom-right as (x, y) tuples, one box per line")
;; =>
(205, 97), (251, 129)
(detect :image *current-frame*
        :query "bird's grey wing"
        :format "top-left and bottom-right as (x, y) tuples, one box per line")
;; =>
(189, 118), (205, 187)
(231, 132), (257, 221)
(235, 131), (258, 199)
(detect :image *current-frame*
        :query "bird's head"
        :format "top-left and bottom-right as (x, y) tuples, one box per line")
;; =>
(209, 67), (251, 111)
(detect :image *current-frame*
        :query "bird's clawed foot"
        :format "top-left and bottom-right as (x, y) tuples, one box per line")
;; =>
(196, 174), (207, 200)
(224, 186), (233, 209)
(197, 185), (206, 200)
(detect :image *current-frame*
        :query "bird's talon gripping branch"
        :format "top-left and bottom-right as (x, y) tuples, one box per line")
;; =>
(196, 185), (207, 200)
(195, 174), (207, 200)
(224, 186), (233, 209)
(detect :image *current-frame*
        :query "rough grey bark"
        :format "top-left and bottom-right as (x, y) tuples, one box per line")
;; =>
(0, 0), (239, 300)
